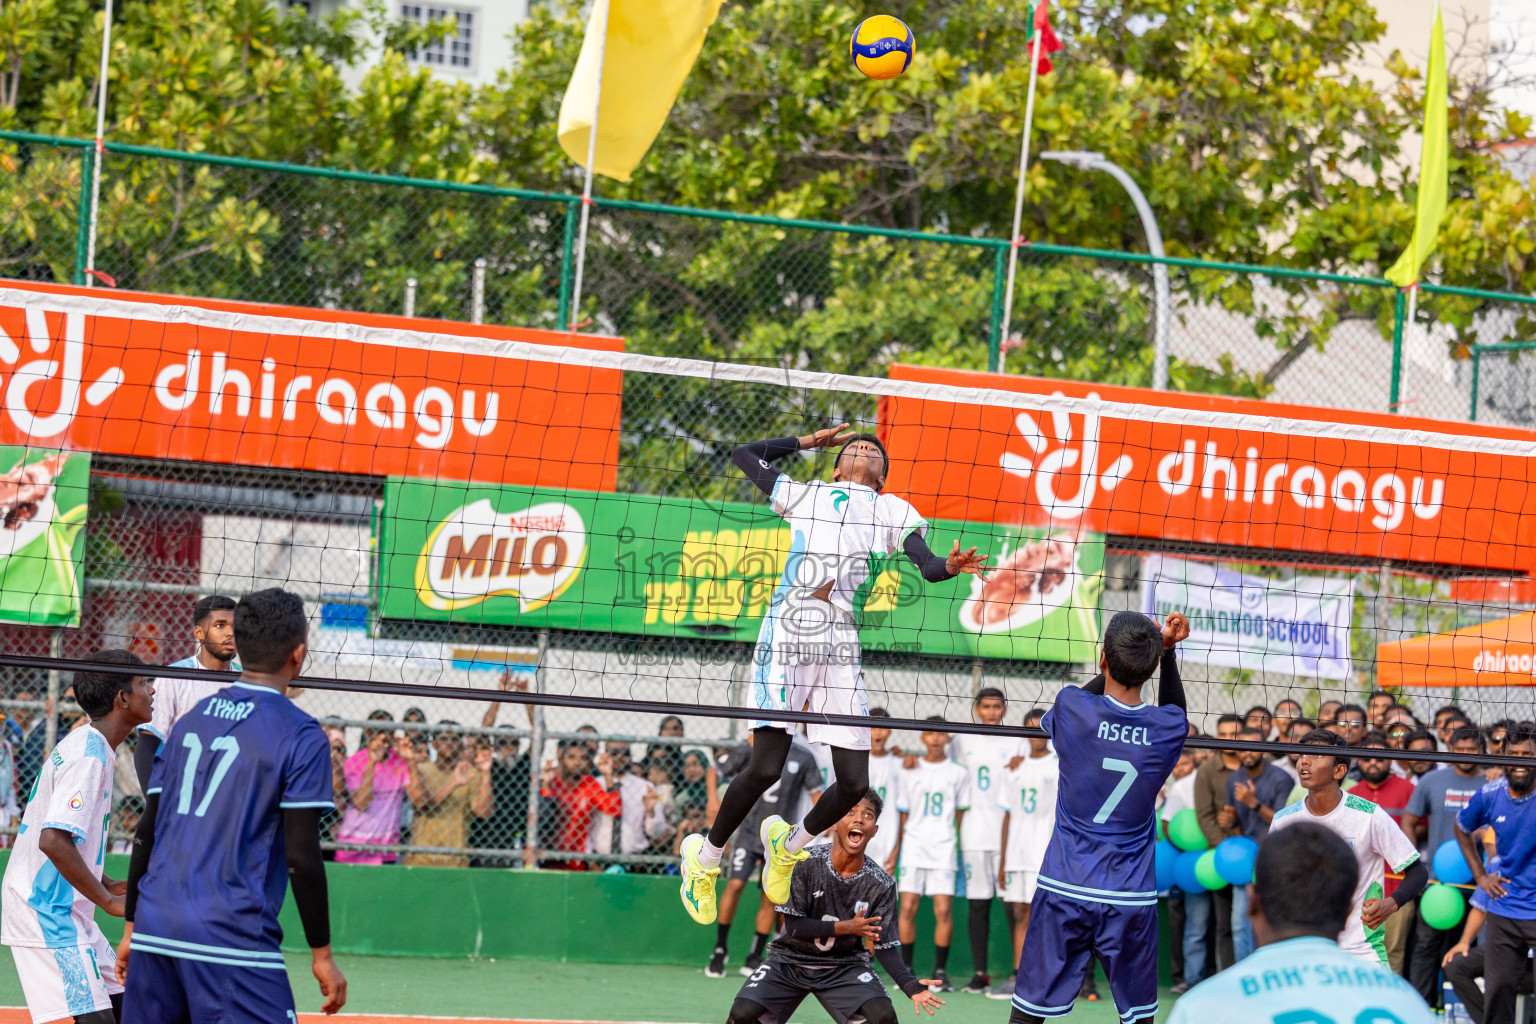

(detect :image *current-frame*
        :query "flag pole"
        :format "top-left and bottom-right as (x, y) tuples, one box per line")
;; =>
(567, 0), (611, 331)
(997, 23), (1044, 375)
(1401, 284), (1417, 409)
(84, 0), (114, 287)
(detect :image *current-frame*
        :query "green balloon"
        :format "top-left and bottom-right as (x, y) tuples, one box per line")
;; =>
(1194, 849), (1227, 891)
(1169, 808), (1208, 851)
(1420, 884), (1467, 930)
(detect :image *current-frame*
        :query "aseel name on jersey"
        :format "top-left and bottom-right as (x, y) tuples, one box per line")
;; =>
(202, 697), (255, 722)
(1096, 721), (1155, 746)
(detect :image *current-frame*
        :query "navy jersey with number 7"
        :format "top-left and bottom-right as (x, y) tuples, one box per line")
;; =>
(135, 683), (334, 963)
(1036, 684), (1187, 906)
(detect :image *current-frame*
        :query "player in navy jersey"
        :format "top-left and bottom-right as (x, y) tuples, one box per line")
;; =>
(1009, 610), (1189, 1024)
(116, 588), (347, 1023)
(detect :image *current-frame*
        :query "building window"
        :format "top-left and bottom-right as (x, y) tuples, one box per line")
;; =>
(400, 4), (476, 72)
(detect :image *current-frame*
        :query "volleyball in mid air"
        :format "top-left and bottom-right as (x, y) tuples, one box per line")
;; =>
(850, 15), (914, 80)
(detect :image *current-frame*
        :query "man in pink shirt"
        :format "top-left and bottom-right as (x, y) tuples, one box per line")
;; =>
(334, 711), (411, 864)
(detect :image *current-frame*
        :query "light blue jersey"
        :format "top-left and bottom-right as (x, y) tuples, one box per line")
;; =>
(1165, 936), (1435, 1024)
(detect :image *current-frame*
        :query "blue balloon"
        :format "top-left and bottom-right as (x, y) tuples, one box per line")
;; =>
(1155, 841), (1178, 891)
(1434, 839), (1476, 886)
(1173, 849), (1205, 894)
(1214, 836), (1260, 886)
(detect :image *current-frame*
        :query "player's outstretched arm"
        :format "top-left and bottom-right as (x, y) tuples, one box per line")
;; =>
(901, 534), (989, 584)
(874, 944), (945, 1013)
(284, 807), (347, 1014)
(1156, 612), (1190, 711)
(731, 425), (856, 496)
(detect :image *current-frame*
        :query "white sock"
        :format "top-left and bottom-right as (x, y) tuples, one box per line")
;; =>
(783, 822), (813, 854)
(698, 838), (726, 868)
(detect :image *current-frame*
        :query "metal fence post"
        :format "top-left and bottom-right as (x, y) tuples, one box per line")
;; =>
(987, 244), (1007, 373)
(403, 278), (417, 319)
(73, 148), (95, 285)
(1470, 348), (1482, 422)
(44, 629), (62, 754)
(1389, 288), (1406, 413)
(471, 258), (486, 324)
(523, 628), (549, 868)
(557, 201), (579, 329)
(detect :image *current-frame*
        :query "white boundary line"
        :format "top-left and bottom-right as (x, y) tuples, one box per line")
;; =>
(5, 286), (1535, 460)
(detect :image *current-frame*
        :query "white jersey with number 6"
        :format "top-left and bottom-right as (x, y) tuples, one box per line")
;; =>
(951, 734), (1027, 852)
(896, 759), (971, 870)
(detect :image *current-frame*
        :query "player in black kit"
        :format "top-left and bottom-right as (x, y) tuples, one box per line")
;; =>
(728, 791), (945, 1024)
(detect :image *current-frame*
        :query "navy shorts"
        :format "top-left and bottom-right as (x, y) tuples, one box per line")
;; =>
(120, 946), (295, 1024)
(1011, 889), (1159, 1023)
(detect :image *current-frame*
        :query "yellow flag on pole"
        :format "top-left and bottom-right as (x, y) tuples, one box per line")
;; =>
(1385, 5), (1449, 287)
(558, 0), (724, 183)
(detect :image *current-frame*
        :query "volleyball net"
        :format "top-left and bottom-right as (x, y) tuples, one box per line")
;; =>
(2, 280), (1536, 861)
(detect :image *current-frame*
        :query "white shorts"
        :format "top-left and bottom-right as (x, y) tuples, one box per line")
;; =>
(898, 865), (956, 897)
(751, 611), (869, 750)
(1000, 868), (1040, 905)
(962, 851), (1000, 900)
(11, 934), (122, 1024)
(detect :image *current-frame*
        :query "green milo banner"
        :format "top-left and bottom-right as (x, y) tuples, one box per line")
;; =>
(0, 448), (91, 627)
(378, 479), (1103, 662)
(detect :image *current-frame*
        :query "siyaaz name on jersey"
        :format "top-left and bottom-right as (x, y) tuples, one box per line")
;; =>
(203, 698), (255, 722)
(1096, 721), (1154, 746)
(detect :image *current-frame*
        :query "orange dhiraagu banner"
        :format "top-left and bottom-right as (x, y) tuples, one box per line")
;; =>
(0, 282), (624, 490)
(1377, 612), (1536, 688)
(878, 365), (1536, 573)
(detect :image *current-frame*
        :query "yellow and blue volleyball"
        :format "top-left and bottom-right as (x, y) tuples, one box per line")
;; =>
(850, 15), (914, 81)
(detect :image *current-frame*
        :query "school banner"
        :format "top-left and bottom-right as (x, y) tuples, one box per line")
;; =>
(377, 479), (1105, 662)
(1140, 554), (1355, 680)
(0, 282), (623, 491)
(0, 447), (90, 626)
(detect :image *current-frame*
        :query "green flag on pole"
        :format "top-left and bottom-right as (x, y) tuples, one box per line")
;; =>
(1385, 4), (1449, 287)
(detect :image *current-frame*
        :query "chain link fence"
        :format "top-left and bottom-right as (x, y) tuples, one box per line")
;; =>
(8, 131), (1536, 422)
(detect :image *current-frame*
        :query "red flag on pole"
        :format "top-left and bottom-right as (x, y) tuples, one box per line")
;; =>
(1027, 0), (1063, 75)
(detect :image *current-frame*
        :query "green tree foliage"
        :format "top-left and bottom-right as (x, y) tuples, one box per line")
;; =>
(0, 0), (1531, 401)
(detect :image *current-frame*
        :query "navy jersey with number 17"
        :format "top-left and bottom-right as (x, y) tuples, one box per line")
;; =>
(134, 683), (334, 964)
(1037, 685), (1187, 906)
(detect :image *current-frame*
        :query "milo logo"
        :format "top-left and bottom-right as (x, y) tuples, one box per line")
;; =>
(415, 499), (586, 612)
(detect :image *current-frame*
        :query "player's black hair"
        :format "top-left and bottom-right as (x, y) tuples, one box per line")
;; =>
(869, 706), (891, 718)
(1101, 611), (1163, 687)
(922, 715), (949, 729)
(974, 687), (1007, 705)
(232, 588), (308, 673)
(1254, 821), (1358, 939)
(858, 787), (884, 819)
(1505, 722), (1536, 749)
(1435, 704), (1465, 722)
(1243, 705), (1272, 720)
(72, 649), (145, 718)
(192, 594), (237, 628)
(1403, 726), (1437, 749)
(1236, 725), (1264, 740)
(1287, 717), (1316, 734)
(1024, 706), (1047, 724)
(1334, 703), (1367, 723)
(1216, 713), (1243, 729)
(1274, 698), (1303, 712)
(1449, 724), (1486, 749)
(835, 433), (889, 484)
(1298, 728), (1351, 772)
(1359, 731), (1391, 751)
(1369, 689), (1395, 702)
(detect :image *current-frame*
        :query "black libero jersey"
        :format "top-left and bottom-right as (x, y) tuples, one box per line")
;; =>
(766, 848), (899, 967)
(716, 743), (822, 850)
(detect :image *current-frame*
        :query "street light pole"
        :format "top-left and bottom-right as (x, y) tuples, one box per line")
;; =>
(1041, 151), (1171, 390)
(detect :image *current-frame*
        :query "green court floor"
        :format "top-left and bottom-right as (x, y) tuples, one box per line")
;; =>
(0, 953), (1175, 1022)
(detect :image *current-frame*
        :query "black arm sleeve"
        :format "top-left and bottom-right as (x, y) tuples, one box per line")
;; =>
(1157, 649), (1186, 711)
(731, 437), (802, 496)
(779, 916), (836, 940)
(282, 807), (332, 949)
(124, 792), (159, 923)
(902, 531), (956, 583)
(1393, 857), (1429, 907)
(1081, 675), (1106, 696)
(875, 944), (929, 997)
(132, 734), (159, 794)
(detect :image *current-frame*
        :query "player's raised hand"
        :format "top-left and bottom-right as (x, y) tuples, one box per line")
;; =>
(945, 541), (990, 579)
(910, 988), (946, 1015)
(115, 924), (132, 984)
(312, 945), (348, 1015)
(799, 422), (857, 450)
(1160, 611), (1190, 650)
(835, 908), (883, 941)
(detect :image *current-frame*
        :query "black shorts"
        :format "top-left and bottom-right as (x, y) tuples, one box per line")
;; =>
(737, 958), (891, 1024)
(728, 842), (767, 883)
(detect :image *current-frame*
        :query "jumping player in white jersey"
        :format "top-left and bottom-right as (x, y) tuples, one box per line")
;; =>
(133, 594), (238, 791)
(2, 650), (153, 1024)
(950, 688), (1025, 993)
(680, 426), (988, 924)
